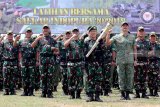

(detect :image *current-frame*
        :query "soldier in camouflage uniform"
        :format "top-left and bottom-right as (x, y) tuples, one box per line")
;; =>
(64, 28), (84, 99)
(31, 25), (59, 98)
(0, 35), (5, 91)
(14, 28), (37, 96)
(58, 31), (71, 95)
(134, 27), (150, 99)
(102, 43), (116, 96)
(84, 26), (104, 102)
(2, 31), (18, 95)
(148, 32), (160, 97)
(106, 22), (136, 100)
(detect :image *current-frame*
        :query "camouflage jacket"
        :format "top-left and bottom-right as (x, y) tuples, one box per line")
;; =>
(18, 38), (37, 65)
(136, 39), (150, 62)
(66, 40), (84, 62)
(37, 35), (57, 65)
(84, 39), (105, 63)
(2, 39), (18, 65)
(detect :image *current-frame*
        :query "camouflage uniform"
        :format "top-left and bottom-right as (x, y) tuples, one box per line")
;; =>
(18, 38), (37, 96)
(57, 40), (69, 95)
(84, 39), (104, 101)
(148, 42), (160, 97)
(38, 36), (57, 98)
(53, 53), (61, 92)
(110, 33), (135, 99)
(66, 40), (84, 99)
(0, 42), (3, 90)
(2, 40), (18, 95)
(134, 39), (150, 98)
(102, 44), (115, 96)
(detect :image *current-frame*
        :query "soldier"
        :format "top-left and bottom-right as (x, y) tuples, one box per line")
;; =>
(148, 32), (160, 97)
(84, 26), (104, 102)
(53, 35), (63, 92)
(58, 31), (71, 95)
(134, 26), (150, 99)
(31, 25), (59, 98)
(64, 28), (84, 99)
(102, 41), (116, 96)
(2, 31), (18, 95)
(0, 35), (5, 91)
(106, 22), (136, 100)
(13, 34), (22, 90)
(13, 28), (37, 96)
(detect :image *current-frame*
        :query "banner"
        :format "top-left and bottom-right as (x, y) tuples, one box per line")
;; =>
(0, 0), (160, 34)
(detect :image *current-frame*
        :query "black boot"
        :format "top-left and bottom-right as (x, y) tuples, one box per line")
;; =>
(4, 89), (9, 95)
(41, 90), (47, 98)
(95, 92), (103, 102)
(104, 90), (109, 96)
(53, 86), (57, 92)
(125, 91), (131, 100)
(134, 90), (140, 98)
(148, 89), (154, 96)
(120, 91), (126, 100)
(142, 90), (149, 99)
(10, 89), (16, 95)
(76, 89), (81, 99)
(21, 87), (28, 96)
(154, 89), (159, 97)
(62, 86), (68, 95)
(28, 87), (35, 96)
(47, 90), (53, 98)
(70, 90), (75, 99)
(86, 92), (94, 102)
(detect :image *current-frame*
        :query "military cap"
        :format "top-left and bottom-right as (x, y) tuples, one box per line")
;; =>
(138, 26), (144, 31)
(88, 26), (97, 32)
(7, 30), (13, 35)
(149, 32), (157, 37)
(121, 22), (129, 26)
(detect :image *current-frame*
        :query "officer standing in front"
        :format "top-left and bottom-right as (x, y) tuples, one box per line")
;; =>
(106, 22), (136, 100)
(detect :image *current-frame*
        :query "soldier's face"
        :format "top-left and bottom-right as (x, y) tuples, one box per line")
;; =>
(25, 31), (33, 38)
(43, 27), (50, 36)
(72, 31), (79, 36)
(137, 30), (145, 39)
(7, 34), (13, 41)
(89, 30), (97, 39)
(65, 33), (71, 39)
(150, 36), (156, 43)
(121, 24), (129, 32)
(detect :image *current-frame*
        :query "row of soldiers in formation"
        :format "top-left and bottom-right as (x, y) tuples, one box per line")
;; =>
(0, 23), (159, 102)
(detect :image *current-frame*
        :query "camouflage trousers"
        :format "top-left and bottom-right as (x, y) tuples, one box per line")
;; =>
(35, 66), (40, 90)
(134, 62), (148, 92)
(60, 63), (68, 93)
(148, 60), (159, 90)
(102, 63), (111, 92)
(21, 65), (35, 91)
(0, 62), (3, 90)
(117, 63), (134, 92)
(86, 62), (103, 94)
(67, 62), (83, 92)
(40, 64), (55, 94)
(53, 64), (61, 87)
(3, 64), (18, 92)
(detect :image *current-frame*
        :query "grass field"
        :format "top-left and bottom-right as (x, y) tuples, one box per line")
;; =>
(0, 84), (160, 107)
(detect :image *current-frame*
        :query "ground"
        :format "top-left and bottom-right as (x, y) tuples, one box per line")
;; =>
(0, 84), (160, 107)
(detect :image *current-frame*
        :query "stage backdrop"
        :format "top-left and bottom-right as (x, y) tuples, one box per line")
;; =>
(0, 0), (160, 34)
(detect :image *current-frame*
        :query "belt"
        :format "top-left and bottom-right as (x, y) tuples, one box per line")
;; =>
(67, 62), (82, 66)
